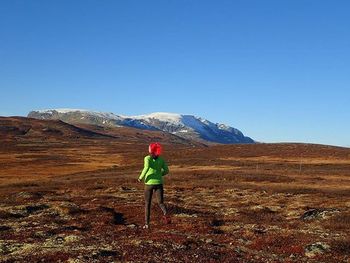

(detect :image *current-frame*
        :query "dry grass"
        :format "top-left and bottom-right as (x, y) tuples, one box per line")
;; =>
(0, 117), (350, 262)
(331, 237), (350, 255)
(237, 208), (285, 225)
(322, 212), (350, 231)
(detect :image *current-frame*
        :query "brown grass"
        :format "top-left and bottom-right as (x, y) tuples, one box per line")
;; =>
(331, 237), (350, 255)
(1, 117), (350, 262)
(237, 208), (285, 225)
(249, 233), (307, 255)
(322, 212), (350, 231)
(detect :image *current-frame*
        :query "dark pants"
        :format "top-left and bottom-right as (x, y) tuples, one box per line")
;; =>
(144, 184), (167, 225)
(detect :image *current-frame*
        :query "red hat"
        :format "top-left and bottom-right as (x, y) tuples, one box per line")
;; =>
(149, 142), (162, 156)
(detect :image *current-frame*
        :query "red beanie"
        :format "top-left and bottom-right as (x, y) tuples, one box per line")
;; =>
(149, 142), (162, 156)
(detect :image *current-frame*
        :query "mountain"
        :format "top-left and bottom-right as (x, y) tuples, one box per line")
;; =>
(0, 116), (201, 146)
(126, 112), (254, 144)
(28, 109), (255, 144)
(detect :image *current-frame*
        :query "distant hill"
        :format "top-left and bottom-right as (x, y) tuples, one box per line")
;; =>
(0, 116), (110, 140)
(28, 109), (254, 144)
(0, 116), (201, 146)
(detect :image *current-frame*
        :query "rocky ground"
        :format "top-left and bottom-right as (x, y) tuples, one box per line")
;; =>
(0, 118), (349, 262)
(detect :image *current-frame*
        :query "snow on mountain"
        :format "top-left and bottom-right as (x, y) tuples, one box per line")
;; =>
(37, 108), (87, 114)
(28, 109), (124, 128)
(130, 112), (183, 124)
(28, 109), (254, 144)
(35, 109), (122, 120)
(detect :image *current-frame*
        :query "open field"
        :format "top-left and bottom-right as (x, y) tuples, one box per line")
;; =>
(0, 117), (350, 262)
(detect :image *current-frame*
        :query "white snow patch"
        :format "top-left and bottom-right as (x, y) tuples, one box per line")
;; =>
(129, 112), (216, 134)
(130, 112), (183, 124)
(37, 108), (88, 114)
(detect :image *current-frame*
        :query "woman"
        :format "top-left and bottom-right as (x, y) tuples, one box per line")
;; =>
(138, 142), (171, 229)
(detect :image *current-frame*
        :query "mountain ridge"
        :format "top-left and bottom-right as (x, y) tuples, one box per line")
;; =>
(28, 109), (255, 144)
(0, 116), (202, 146)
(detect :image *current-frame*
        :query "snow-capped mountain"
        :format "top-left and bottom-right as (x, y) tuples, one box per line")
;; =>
(28, 109), (254, 144)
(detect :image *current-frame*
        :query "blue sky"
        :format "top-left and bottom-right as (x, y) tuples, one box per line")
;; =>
(1, 1), (349, 147)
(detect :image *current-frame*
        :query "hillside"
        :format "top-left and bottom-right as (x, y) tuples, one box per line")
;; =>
(0, 117), (110, 141)
(0, 116), (199, 146)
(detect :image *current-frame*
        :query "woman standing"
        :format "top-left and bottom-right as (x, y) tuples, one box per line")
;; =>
(138, 142), (171, 229)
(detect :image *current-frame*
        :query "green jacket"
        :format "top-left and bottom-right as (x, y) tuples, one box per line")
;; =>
(139, 155), (169, 185)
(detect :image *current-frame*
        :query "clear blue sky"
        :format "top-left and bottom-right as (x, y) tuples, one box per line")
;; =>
(1, 1), (349, 147)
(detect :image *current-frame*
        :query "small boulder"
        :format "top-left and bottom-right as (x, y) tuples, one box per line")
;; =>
(301, 208), (340, 220)
(305, 242), (330, 258)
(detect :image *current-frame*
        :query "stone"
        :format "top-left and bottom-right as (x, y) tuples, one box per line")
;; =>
(305, 242), (330, 258)
(301, 208), (340, 220)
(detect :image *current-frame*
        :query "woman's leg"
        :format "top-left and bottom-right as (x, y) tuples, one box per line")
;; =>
(144, 185), (154, 225)
(155, 185), (167, 215)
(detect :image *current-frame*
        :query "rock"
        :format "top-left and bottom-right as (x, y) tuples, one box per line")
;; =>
(172, 243), (186, 250)
(120, 186), (136, 191)
(25, 204), (49, 214)
(305, 242), (330, 258)
(94, 249), (121, 258)
(126, 224), (137, 228)
(253, 226), (267, 234)
(301, 208), (340, 220)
